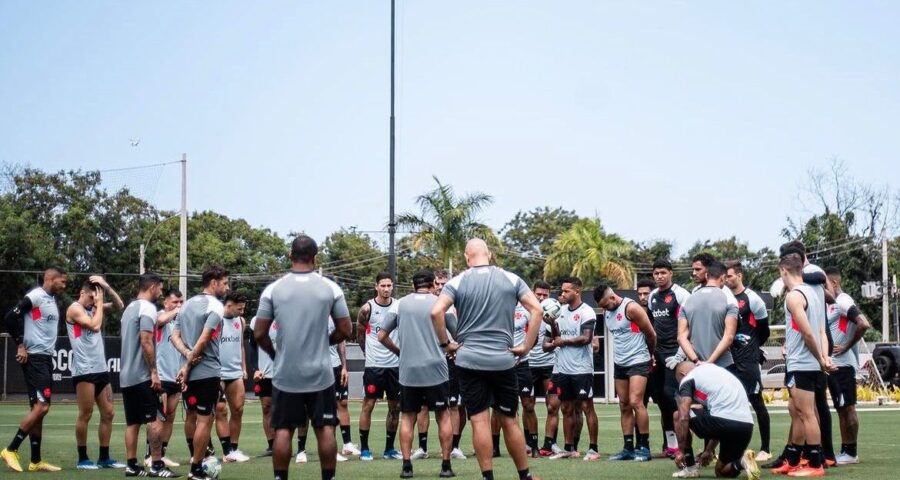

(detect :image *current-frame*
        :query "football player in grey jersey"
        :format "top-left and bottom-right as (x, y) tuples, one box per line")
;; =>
(2, 267), (68, 473)
(66, 275), (125, 470)
(149, 289), (184, 468)
(215, 292), (250, 463)
(356, 272), (402, 460)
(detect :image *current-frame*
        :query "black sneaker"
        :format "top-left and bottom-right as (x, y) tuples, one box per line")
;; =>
(187, 472), (212, 480)
(257, 448), (273, 458)
(126, 466), (149, 477)
(439, 468), (456, 478)
(400, 469), (414, 479)
(761, 456), (786, 469)
(149, 466), (181, 478)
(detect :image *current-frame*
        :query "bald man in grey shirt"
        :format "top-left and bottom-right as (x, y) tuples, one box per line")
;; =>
(431, 239), (543, 480)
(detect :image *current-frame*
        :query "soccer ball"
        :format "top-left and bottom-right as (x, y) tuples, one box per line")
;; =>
(202, 457), (221, 479)
(541, 298), (562, 320)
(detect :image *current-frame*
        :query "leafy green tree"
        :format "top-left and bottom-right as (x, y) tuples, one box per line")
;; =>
(500, 207), (579, 284)
(544, 218), (634, 287)
(397, 176), (497, 274)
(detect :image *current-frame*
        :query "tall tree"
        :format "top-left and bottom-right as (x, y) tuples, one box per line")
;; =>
(397, 176), (497, 274)
(501, 207), (579, 284)
(544, 218), (634, 288)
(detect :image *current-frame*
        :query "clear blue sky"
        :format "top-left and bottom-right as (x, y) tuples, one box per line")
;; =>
(2, 1), (898, 254)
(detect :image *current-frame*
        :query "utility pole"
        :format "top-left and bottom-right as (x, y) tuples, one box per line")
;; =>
(179, 154), (188, 294)
(387, 0), (397, 281)
(883, 232), (890, 342)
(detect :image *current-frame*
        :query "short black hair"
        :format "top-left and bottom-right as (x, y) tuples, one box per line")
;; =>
(691, 252), (716, 267)
(290, 235), (319, 263)
(593, 284), (611, 302)
(561, 276), (582, 289)
(412, 269), (435, 290)
(652, 258), (673, 271)
(46, 266), (67, 276)
(779, 252), (804, 275)
(375, 271), (393, 283)
(164, 288), (183, 298)
(224, 291), (248, 304)
(780, 240), (807, 259)
(201, 265), (229, 287)
(725, 260), (743, 274)
(636, 279), (656, 290)
(81, 278), (99, 291)
(138, 272), (163, 292)
(433, 268), (449, 279)
(707, 260), (727, 279)
(533, 280), (552, 291)
(825, 266), (841, 277)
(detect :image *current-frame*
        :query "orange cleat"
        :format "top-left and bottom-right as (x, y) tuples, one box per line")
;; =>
(772, 463), (799, 475)
(787, 466), (826, 477)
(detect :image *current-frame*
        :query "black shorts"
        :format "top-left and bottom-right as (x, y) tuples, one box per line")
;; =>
(786, 370), (826, 393)
(333, 366), (349, 401)
(363, 367), (401, 401)
(447, 359), (462, 407)
(734, 362), (763, 396)
(689, 410), (753, 465)
(122, 381), (163, 426)
(552, 373), (594, 401)
(827, 366), (857, 408)
(22, 354), (53, 406)
(457, 366), (519, 418)
(184, 377), (221, 415)
(73, 371), (111, 394)
(515, 362), (534, 397)
(254, 378), (273, 398)
(614, 361), (651, 380)
(529, 365), (554, 396)
(271, 385), (337, 429)
(647, 353), (678, 407)
(401, 382), (450, 413)
(160, 381), (182, 396)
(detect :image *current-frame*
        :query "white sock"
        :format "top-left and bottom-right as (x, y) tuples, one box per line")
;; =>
(665, 431), (678, 449)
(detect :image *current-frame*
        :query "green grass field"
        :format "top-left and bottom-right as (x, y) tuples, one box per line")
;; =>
(2, 400), (899, 479)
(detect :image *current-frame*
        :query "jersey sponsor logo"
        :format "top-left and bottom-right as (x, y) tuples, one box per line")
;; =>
(651, 308), (673, 319)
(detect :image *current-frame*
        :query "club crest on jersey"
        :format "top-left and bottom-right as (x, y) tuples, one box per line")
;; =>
(515, 312), (523, 319)
(233, 321), (240, 330)
(574, 314), (581, 322)
(738, 299), (746, 309)
(616, 313), (623, 321)
(664, 295), (673, 304)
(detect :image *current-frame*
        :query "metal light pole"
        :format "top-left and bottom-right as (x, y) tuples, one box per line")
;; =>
(179, 154), (188, 293)
(883, 232), (890, 342)
(387, 0), (397, 281)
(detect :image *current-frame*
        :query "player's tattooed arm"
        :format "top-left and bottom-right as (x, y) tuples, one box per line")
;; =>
(356, 302), (371, 352)
(140, 330), (161, 390)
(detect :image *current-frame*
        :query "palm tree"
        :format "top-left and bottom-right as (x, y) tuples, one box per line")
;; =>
(544, 218), (635, 288)
(397, 176), (497, 274)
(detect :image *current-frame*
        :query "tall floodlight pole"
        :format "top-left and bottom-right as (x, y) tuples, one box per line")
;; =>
(387, 0), (397, 281)
(179, 153), (188, 293)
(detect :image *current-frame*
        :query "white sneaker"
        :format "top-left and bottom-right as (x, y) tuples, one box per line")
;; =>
(342, 442), (362, 456)
(672, 465), (699, 478)
(582, 449), (601, 461)
(161, 456), (180, 468)
(410, 448), (429, 460)
(450, 448), (466, 460)
(295, 451), (308, 464)
(224, 450), (250, 463)
(835, 452), (859, 465)
(754, 450), (771, 462)
(550, 443), (564, 455)
(549, 450), (575, 460)
(336, 453), (348, 462)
